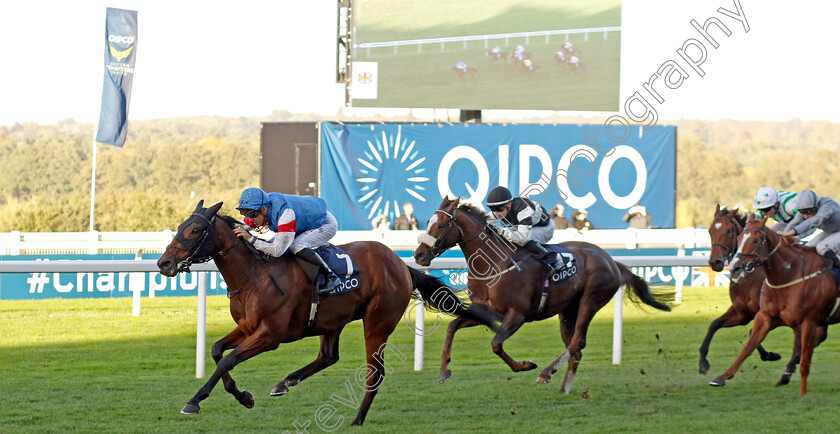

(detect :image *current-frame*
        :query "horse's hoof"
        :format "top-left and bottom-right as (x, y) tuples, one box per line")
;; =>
(521, 361), (538, 371)
(180, 403), (200, 414)
(699, 360), (710, 375)
(240, 390), (255, 408)
(775, 373), (792, 387)
(536, 375), (551, 384)
(709, 377), (726, 387)
(271, 383), (290, 397)
(761, 352), (782, 362)
(439, 369), (452, 384)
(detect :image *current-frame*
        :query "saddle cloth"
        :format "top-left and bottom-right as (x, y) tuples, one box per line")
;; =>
(313, 244), (361, 296)
(544, 245), (578, 283)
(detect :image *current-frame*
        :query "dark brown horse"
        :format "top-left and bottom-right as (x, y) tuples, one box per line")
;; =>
(413, 197), (671, 394)
(157, 201), (498, 425)
(711, 214), (839, 394)
(699, 205), (782, 375)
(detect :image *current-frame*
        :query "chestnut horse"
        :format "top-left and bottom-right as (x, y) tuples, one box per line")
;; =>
(157, 201), (499, 425)
(413, 197), (671, 394)
(710, 214), (839, 394)
(700, 205), (782, 375)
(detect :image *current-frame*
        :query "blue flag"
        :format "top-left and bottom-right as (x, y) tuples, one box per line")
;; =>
(95, 8), (137, 147)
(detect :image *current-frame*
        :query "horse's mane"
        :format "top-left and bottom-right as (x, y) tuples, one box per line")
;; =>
(457, 203), (488, 224)
(718, 206), (747, 228)
(215, 214), (269, 261)
(217, 214), (240, 228)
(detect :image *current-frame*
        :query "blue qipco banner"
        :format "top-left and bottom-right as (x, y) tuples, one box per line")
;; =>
(95, 8), (138, 147)
(320, 122), (676, 230)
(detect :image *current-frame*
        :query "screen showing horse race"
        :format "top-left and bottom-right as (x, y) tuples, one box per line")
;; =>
(347, 0), (621, 111)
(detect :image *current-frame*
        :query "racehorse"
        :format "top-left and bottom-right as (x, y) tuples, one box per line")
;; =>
(413, 197), (671, 394)
(452, 65), (477, 77)
(485, 49), (508, 61)
(157, 201), (499, 425)
(699, 205), (783, 375)
(710, 214), (839, 394)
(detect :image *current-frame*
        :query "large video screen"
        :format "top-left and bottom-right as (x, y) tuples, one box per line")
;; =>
(349, 0), (621, 111)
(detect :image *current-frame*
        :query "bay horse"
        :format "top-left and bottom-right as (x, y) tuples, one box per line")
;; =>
(710, 214), (839, 394)
(413, 197), (671, 394)
(700, 205), (782, 375)
(452, 65), (477, 77)
(157, 201), (499, 425)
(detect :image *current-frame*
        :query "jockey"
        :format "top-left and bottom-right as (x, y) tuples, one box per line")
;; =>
(569, 56), (580, 68)
(752, 186), (800, 231)
(491, 45), (501, 56)
(563, 41), (573, 52)
(513, 44), (525, 61)
(485, 186), (563, 272)
(233, 187), (341, 292)
(523, 59), (534, 71)
(780, 189), (840, 268)
(455, 61), (467, 71)
(555, 51), (566, 62)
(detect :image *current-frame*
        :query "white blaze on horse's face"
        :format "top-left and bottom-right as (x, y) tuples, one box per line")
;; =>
(417, 213), (439, 248)
(713, 222), (722, 230)
(730, 231), (752, 271)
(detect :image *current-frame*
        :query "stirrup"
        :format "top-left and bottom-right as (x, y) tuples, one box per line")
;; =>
(319, 274), (341, 294)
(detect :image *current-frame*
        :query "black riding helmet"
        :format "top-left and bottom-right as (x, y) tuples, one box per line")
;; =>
(487, 186), (513, 212)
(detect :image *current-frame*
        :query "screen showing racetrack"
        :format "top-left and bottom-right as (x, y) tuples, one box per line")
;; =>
(348, 0), (621, 111)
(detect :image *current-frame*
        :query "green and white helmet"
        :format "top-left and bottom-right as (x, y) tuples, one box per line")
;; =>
(752, 186), (778, 209)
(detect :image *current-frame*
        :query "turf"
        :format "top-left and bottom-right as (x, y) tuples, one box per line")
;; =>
(2, 286), (838, 433)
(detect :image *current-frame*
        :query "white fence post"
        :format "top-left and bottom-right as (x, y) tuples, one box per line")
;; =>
(414, 294), (425, 371)
(612, 287), (623, 365)
(196, 272), (207, 379)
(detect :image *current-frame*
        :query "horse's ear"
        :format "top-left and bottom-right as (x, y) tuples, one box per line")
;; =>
(714, 204), (721, 217)
(760, 215), (769, 226)
(205, 202), (223, 218)
(747, 212), (756, 223)
(194, 200), (205, 213)
(451, 197), (461, 208)
(439, 196), (451, 207)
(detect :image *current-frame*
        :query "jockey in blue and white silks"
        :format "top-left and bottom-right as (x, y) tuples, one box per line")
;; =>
(233, 187), (340, 291)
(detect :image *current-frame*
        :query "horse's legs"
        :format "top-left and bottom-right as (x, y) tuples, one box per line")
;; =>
(699, 306), (782, 375)
(798, 320), (818, 395)
(351, 316), (402, 426)
(271, 330), (343, 396)
(538, 313), (575, 384)
(181, 329), (276, 414)
(439, 317), (479, 383)
(709, 312), (778, 387)
(210, 326), (253, 408)
(776, 330), (802, 387)
(557, 302), (604, 395)
(490, 310), (536, 373)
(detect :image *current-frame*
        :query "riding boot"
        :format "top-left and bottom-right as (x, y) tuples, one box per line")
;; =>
(295, 248), (341, 293)
(523, 240), (563, 273)
(823, 249), (840, 269)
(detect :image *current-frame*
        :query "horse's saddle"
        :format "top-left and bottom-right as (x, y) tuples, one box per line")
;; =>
(295, 244), (361, 297)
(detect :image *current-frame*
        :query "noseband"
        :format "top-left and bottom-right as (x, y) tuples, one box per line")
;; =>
(165, 213), (238, 273)
(734, 226), (780, 275)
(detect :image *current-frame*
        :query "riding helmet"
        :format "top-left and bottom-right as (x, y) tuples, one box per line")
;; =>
(237, 187), (269, 210)
(487, 186), (513, 210)
(795, 189), (819, 211)
(752, 186), (779, 209)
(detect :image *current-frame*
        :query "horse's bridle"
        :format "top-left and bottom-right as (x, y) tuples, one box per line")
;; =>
(711, 216), (742, 264)
(165, 213), (238, 273)
(734, 226), (781, 275)
(428, 208), (486, 259)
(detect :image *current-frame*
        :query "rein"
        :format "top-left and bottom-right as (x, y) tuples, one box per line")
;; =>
(764, 269), (826, 289)
(167, 213), (241, 273)
(735, 226), (781, 274)
(711, 215), (742, 264)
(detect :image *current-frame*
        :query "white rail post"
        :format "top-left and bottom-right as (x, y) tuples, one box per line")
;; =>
(612, 286), (623, 365)
(414, 294), (425, 371)
(676, 248), (685, 303)
(196, 272), (207, 378)
(131, 249), (143, 316)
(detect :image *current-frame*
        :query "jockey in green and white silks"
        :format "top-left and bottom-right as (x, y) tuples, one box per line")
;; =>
(752, 186), (799, 232)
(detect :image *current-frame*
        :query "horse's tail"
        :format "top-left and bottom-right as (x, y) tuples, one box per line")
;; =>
(617, 263), (672, 311)
(407, 267), (502, 332)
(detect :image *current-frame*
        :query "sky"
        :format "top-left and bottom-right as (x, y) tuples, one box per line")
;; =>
(0, 0), (837, 126)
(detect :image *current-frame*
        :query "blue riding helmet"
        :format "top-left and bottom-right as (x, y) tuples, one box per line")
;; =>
(237, 187), (270, 210)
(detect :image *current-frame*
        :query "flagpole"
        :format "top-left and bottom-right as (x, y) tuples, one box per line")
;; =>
(89, 133), (97, 232)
